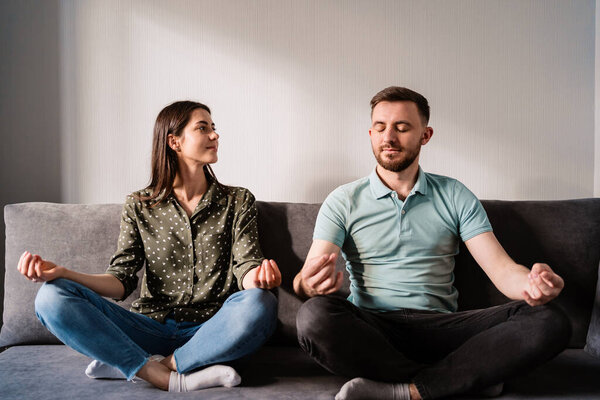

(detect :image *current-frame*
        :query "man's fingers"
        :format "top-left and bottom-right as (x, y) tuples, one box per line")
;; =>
(306, 263), (336, 288)
(322, 272), (344, 295)
(305, 254), (331, 275)
(528, 279), (542, 299)
(540, 271), (564, 290)
(530, 273), (554, 297)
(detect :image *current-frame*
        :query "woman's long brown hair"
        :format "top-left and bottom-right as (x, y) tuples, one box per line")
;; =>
(140, 101), (225, 206)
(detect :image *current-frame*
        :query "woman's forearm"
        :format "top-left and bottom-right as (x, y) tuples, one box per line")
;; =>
(61, 269), (125, 299)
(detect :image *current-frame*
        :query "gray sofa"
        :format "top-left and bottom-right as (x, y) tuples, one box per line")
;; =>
(1, 199), (600, 399)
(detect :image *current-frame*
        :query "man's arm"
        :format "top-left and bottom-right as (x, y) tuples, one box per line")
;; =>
(293, 239), (343, 299)
(464, 231), (564, 306)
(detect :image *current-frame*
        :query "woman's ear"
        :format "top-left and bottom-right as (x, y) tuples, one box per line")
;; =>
(167, 134), (180, 151)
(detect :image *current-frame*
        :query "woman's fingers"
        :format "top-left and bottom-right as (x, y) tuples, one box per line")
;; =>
(269, 260), (282, 287)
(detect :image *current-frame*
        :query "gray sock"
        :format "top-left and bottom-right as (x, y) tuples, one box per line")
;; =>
(168, 365), (241, 392)
(335, 377), (411, 400)
(85, 355), (165, 380)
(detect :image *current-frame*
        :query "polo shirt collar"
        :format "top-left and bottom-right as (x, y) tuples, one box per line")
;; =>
(369, 166), (428, 200)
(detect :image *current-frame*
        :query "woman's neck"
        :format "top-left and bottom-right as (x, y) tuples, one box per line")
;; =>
(172, 161), (208, 202)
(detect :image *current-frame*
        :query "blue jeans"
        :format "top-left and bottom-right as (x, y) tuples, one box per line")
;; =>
(35, 278), (278, 380)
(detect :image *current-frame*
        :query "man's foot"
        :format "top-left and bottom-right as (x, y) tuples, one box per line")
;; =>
(479, 382), (504, 398)
(335, 377), (411, 400)
(168, 365), (241, 392)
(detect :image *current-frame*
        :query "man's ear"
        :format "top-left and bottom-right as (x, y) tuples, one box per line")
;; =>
(421, 127), (434, 145)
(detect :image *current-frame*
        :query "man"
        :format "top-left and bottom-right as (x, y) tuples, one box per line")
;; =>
(293, 87), (571, 400)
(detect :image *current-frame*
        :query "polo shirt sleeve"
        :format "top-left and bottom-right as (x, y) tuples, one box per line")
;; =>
(313, 187), (348, 248)
(231, 190), (264, 290)
(452, 180), (493, 242)
(106, 195), (145, 301)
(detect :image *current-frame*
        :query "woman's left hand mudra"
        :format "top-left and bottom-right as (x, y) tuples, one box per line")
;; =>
(243, 259), (282, 289)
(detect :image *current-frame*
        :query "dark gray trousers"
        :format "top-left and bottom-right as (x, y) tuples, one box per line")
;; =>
(296, 296), (571, 399)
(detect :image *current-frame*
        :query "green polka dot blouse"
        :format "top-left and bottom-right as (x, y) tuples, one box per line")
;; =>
(106, 179), (264, 323)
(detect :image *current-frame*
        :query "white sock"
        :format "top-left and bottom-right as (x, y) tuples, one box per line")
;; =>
(85, 355), (165, 380)
(168, 365), (241, 392)
(335, 377), (411, 400)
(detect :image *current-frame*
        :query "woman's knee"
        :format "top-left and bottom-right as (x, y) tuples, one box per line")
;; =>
(34, 278), (77, 321)
(229, 288), (278, 330)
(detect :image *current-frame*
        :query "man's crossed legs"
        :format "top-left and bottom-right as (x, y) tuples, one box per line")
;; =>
(297, 296), (570, 399)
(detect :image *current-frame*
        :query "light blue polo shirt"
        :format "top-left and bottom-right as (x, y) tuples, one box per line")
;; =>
(314, 167), (492, 313)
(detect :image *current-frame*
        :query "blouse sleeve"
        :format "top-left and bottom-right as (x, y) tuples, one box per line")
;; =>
(230, 190), (264, 289)
(105, 195), (145, 300)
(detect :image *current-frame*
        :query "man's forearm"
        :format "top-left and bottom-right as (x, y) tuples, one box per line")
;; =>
(490, 262), (530, 300)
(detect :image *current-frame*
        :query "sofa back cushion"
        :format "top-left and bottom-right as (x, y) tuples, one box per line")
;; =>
(2, 199), (600, 350)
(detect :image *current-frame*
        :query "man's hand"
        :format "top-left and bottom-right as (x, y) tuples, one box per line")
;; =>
(243, 259), (282, 290)
(522, 263), (564, 306)
(299, 253), (343, 297)
(18, 251), (64, 283)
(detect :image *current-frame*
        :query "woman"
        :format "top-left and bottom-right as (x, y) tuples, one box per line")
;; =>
(18, 101), (282, 392)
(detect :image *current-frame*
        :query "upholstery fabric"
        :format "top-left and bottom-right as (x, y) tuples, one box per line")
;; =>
(2, 200), (600, 349)
(1, 345), (599, 400)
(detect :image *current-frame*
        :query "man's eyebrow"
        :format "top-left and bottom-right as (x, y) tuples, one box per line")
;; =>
(372, 120), (413, 126)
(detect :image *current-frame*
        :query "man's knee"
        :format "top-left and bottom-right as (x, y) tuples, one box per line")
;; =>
(532, 303), (572, 349)
(296, 296), (347, 343)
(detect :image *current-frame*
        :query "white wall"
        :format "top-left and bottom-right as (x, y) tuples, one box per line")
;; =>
(56, 0), (600, 203)
(595, 0), (600, 197)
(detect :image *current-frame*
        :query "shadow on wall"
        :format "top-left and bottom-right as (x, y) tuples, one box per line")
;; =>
(0, 0), (62, 328)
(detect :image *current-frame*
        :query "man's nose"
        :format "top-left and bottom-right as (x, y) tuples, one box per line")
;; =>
(382, 127), (397, 142)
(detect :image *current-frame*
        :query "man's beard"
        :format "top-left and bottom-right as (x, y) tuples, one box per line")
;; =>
(373, 145), (421, 172)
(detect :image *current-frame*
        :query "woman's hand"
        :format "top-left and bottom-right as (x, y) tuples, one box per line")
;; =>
(17, 251), (64, 283)
(243, 259), (282, 290)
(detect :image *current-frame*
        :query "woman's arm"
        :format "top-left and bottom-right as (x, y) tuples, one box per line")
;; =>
(18, 251), (125, 298)
(242, 259), (281, 289)
(231, 190), (282, 290)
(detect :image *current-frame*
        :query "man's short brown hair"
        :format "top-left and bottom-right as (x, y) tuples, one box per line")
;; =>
(370, 86), (430, 124)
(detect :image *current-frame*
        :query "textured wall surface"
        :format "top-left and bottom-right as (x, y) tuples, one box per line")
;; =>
(58, 0), (596, 204)
(0, 0), (595, 207)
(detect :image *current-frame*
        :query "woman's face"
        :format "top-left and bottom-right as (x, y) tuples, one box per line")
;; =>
(171, 108), (219, 165)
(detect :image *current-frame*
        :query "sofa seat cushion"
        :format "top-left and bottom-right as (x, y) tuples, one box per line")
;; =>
(1, 346), (599, 399)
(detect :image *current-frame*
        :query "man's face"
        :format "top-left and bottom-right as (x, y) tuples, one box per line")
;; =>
(369, 101), (432, 172)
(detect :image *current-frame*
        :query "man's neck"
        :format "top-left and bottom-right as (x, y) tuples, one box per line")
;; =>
(375, 162), (420, 201)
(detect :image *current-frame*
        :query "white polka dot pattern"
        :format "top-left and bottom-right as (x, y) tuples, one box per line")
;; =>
(105, 180), (264, 323)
